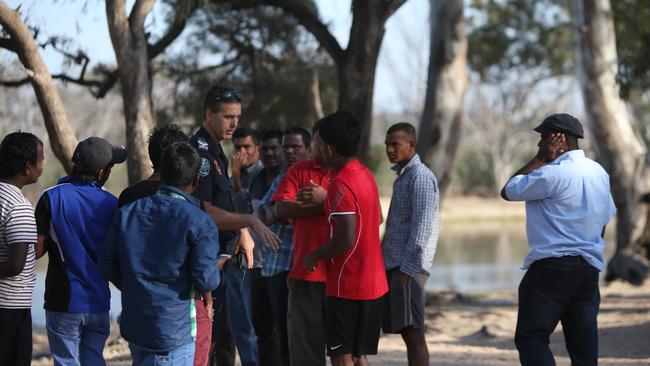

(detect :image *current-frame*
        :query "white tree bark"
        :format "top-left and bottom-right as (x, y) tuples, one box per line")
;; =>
(573, 0), (649, 283)
(106, 0), (156, 184)
(0, 1), (78, 172)
(417, 0), (468, 194)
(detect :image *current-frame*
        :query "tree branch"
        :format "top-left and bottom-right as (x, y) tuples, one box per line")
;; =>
(129, 0), (156, 31)
(148, 0), (200, 57)
(213, 0), (344, 62)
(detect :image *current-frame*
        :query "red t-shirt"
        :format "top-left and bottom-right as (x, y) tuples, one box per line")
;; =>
(324, 160), (388, 300)
(272, 160), (331, 283)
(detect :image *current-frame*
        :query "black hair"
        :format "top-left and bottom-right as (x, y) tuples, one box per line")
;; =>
(148, 124), (187, 172)
(283, 126), (312, 148)
(387, 122), (417, 142)
(202, 85), (242, 113)
(317, 111), (360, 157)
(0, 132), (42, 179)
(312, 118), (325, 135)
(160, 142), (201, 187)
(233, 127), (259, 145)
(260, 128), (283, 143)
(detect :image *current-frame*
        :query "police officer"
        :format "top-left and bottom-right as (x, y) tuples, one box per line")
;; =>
(189, 85), (279, 366)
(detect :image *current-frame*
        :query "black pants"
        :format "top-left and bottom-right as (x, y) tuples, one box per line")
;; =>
(515, 256), (600, 366)
(0, 308), (32, 366)
(250, 268), (281, 366)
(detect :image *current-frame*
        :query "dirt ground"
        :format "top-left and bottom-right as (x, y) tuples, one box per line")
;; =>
(31, 279), (650, 366)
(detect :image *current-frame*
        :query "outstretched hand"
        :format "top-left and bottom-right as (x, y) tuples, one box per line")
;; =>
(536, 133), (566, 162)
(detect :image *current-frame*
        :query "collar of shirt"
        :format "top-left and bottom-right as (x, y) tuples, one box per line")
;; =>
(336, 159), (363, 175)
(157, 183), (201, 208)
(391, 154), (422, 176)
(552, 149), (585, 164)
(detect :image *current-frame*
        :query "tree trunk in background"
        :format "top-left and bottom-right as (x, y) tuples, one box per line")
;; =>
(0, 2), (78, 172)
(417, 0), (467, 195)
(308, 68), (324, 121)
(573, 0), (649, 284)
(106, 0), (155, 184)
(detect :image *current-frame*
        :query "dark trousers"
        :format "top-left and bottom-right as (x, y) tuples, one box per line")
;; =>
(250, 268), (281, 366)
(515, 256), (600, 366)
(266, 271), (290, 366)
(0, 308), (32, 366)
(212, 273), (236, 366)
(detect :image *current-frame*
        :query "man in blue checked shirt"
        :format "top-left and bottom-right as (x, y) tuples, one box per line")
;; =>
(501, 114), (616, 366)
(382, 122), (439, 366)
(255, 126), (312, 366)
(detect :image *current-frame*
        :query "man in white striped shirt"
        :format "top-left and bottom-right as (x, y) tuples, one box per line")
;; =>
(0, 132), (44, 366)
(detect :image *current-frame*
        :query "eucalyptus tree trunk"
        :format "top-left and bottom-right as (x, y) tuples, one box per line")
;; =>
(573, 0), (649, 283)
(0, 1), (77, 172)
(106, 0), (156, 184)
(417, 0), (468, 195)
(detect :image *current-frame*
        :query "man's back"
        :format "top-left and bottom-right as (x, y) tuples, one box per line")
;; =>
(325, 160), (387, 300)
(102, 187), (220, 352)
(505, 150), (616, 270)
(36, 180), (117, 313)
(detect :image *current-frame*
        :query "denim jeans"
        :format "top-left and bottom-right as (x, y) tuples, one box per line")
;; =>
(130, 342), (195, 366)
(224, 262), (259, 366)
(515, 256), (600, 366)
(46, 311), (110, 366)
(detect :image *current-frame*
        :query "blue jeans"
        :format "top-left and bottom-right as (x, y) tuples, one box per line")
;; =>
(224, 262), (259, 366)
(46, 311), (110, 366)
(129, 342), (195, 366)
(515, 256), (600, 366)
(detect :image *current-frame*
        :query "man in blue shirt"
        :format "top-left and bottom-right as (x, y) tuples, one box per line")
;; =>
(35, 137), (127, 366)
(100, 142), (220, 365)
(501, 114), (616, 366)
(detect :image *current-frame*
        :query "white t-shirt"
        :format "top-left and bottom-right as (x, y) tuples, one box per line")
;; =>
(0, 182), (37, 309)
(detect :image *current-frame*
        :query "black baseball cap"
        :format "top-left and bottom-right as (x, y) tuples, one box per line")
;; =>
(72, 137), (127, 174)
(534, 113), (584, 138)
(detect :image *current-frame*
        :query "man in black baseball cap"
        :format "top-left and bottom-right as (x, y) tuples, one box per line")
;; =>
(533, 113), (584, 139)
(72, 137), (127, 186)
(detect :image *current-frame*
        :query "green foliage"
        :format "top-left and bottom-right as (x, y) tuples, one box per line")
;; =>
(164, 3), (338, 130)
(467, 0), (573, 82)
(612, 0), (650, 99)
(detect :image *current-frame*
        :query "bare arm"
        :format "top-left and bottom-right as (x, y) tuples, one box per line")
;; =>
(35, 235), (49, 259)
(203, 201), (280, 250)
(275, 200), (323, 220)
(303, 214), (356, 271)
(0, 243), (28, 279)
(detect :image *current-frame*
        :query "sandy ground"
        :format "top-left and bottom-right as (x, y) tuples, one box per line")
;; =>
(31, 279), (650, 366)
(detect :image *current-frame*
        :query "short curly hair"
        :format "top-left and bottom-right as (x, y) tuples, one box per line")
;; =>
(317, 111), (360, 157)
(0, 132), (42, 179)
(148, 124), (187, 171)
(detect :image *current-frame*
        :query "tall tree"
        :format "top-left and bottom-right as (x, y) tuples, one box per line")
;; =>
(213, 0), (408, 160)
(417, 0), (468, 194)
(573, 0), (649, 283)
(106, 0), (156, 184)
(0, 1), (78, 172)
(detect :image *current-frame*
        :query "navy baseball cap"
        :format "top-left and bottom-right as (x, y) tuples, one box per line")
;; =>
(72, 137), (127, 174)
(534, 113), (584, 138)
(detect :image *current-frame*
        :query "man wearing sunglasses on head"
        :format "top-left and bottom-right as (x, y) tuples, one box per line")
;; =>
(188, 85), (280, 366)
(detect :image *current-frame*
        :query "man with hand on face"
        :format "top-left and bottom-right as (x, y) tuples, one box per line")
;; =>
(231, 127), (262, 194)
(304, 111), (388, 366)
(501, 114), (616, 366)
(188, 85), (280, 366)
(382, 122), (439, 366)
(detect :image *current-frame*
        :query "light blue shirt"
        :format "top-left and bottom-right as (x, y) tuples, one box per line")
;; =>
(505, 150), (616, 271)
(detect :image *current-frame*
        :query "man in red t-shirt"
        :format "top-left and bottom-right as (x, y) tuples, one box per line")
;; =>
(271, 121), (332, 366)
(304, 111), (388, 366)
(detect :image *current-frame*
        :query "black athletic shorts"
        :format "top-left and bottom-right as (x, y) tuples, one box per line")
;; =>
(326, 296), (383, 358)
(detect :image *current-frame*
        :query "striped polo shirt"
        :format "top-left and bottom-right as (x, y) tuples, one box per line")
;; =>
(0, 182), (37, 309)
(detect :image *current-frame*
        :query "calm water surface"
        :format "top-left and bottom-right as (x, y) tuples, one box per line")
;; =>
(31, 220), (616, 326)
